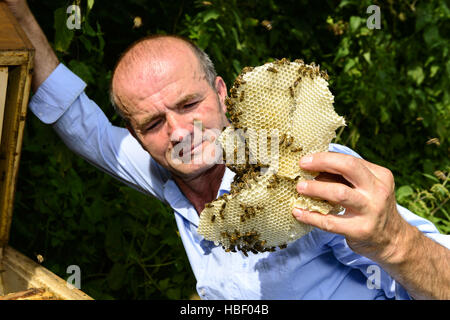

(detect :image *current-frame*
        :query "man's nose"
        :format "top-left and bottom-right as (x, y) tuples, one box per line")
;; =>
(167, 113), (192, 143)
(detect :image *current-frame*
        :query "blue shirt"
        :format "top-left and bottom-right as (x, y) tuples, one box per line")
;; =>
(29, 63), (450, 300)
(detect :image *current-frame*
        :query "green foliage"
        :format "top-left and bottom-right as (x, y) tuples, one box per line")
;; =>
(9, 0), (450, 300)
(396, 168), (450, 234)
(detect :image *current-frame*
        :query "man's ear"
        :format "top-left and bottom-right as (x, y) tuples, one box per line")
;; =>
(214, 76), (228, 114)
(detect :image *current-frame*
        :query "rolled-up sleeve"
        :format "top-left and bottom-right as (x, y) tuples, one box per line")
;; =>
(29, 63), (87, 124)
(28, 63), (169, 202)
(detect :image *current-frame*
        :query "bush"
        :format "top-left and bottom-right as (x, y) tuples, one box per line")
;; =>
(9, 0), (449, 299)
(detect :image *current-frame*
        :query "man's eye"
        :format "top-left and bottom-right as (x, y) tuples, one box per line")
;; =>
(145, 120), (161, 132)
(184, 102), (198, 109)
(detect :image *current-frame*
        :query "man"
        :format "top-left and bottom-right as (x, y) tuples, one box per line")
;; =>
(5, 0), (450, 299)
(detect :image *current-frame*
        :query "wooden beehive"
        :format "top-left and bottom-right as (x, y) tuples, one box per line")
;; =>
(0, 2), (92, 300)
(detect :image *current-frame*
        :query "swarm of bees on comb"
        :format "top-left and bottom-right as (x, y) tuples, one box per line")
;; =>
(197, 58), (346, 256)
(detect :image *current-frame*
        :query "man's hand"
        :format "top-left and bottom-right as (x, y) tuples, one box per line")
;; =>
(293, 152), (409, 263)
(293, 152), (450, 299)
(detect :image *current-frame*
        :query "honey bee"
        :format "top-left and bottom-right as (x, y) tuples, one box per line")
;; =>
(205, 203), (214, 208)
(290, 146), (303, 152)
(36, 254), (44, 264)
(267, 66), (278, 73)
(219, 203), (226, 219)
(239, 90), (245, 102)
(230, 88), (238, 98)
(267, 174), (279, 188)
(211, 214), (216, 222)
(321, 70), (329, 80)
(293, 77), (302, 87)
(434, 170), (447, 180)
(294, 59), (304, 65)
(285, 136), (294, 147)
(426, 138), (440, 146)
(242, 66), (254, 73)
(279, 244), (287, 250)
(234, 77), (247, 87)
(279, 133), (286, 145)
(289, 86), (294, 98)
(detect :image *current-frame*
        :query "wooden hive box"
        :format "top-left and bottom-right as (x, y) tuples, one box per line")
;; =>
(0, 2), (92, 300)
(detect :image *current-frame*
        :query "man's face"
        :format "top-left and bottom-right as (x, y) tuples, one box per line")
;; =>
(114, 43), (229, 180)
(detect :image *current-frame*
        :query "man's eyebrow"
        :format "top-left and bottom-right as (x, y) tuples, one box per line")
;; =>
(136, 113), (162, 131)
(175, 93), (200, 107)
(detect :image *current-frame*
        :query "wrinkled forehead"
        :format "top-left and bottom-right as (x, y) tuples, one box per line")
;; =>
(112, 39), (206, 108)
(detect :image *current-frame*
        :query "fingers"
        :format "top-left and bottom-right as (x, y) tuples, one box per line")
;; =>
(314, 172), (353, 187)
(299, 152), (376, 191)
(296, 179), (366, 212)
(293, 208), (355, 236)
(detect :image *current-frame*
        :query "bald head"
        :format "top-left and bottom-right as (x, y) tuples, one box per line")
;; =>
(110, 35), (217, 121)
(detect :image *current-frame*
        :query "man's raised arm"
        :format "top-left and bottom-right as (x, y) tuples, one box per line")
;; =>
(2, 0), (169, 201)
(3, 0), (59, 91)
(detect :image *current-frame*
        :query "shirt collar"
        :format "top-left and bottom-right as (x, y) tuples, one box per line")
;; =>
(163, 167), (235, 227)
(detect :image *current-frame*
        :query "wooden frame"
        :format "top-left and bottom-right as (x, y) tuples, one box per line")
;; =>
(0, 2), (92, 300)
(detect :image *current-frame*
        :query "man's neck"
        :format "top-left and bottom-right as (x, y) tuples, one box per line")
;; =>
(173, 164), (226, 216)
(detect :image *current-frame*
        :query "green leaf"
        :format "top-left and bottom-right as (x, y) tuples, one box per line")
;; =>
(422, 173), (440, 183)
(363, 52), (371, 65)
(396, 185), (414, 202)
(202, 9), (220, 23)
(349, 16), (362, 32)
(407, 66), (425, 86)
(68, 60), (95, 84)
(84, 21), (97, 37)
(231, 27), (242, 51)
(87, 0), (95, 12)
(429, 65), (439, 78)
(53, 7), (74, 52)
(343, 58), (356, 73)
(107, 263), (127, 291)
(244, 17), (259, 27)
(423, 25), (440, 48)
(158, 278), (171, 291)
(167, 288), (181, 299)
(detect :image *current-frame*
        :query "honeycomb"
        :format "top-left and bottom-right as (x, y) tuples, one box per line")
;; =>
(197, 58), (346, 255)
